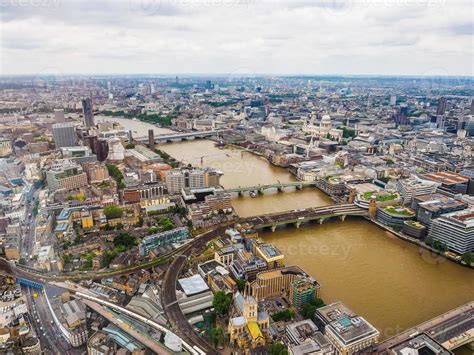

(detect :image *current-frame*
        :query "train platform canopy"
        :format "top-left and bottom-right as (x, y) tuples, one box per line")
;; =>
(178, 274), (209, 296)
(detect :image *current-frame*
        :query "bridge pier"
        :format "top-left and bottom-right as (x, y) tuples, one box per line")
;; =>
(277, 186), (283, 192)
(340, 215), (346, 221)
(296, 184), (302, 190)
(295, 221), (301, 228)
(271, 225), (276, 232)
(238, 191), (243, 197)
(319, 217), (327, 225)
(258, 188), (264, 195)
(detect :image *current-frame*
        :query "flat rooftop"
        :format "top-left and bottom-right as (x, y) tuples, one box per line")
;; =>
(389, 333), (451, 355)
(317, 302), (379, 346)
(416, 193), (467, 212)
(423, 171), (469, 185)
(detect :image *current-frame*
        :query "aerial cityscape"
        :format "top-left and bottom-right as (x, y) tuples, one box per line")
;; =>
(0, 1), (473, 355)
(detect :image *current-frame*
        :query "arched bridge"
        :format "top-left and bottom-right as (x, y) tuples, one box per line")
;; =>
(240, 203), (368, 232)
(226, 181), (318, 195)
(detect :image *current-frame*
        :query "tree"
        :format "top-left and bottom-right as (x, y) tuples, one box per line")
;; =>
(62, 254), (72, 264)
(114, 233), (136, 248)
(301, 298), (326, 320)
(272, 309), (295, 322)
(103, 206), (123, 220)
(235, 278), (246, 292)
(213, 291), (231, 315)
(461, 253), (474, 265)
(268, 342), (288, 355)
(125, 143), (135, 149)
(209, 326), (225, 347)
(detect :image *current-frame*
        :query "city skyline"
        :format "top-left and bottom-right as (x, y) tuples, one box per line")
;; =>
(1, 0), (473, 76)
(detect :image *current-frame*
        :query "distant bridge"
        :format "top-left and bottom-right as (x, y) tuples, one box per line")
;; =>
(135, 130), (227, 144)
(241, 203), (367, 232)
(225, 181), (317, 196)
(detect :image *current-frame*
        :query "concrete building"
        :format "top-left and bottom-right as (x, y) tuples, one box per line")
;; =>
(412, 193), (467, 228)
(248, 265), (320, 302)
(165, 168), (221, 194)
(315, 302), (379, 355)
(423, 171), (470, 195)
(377, 205), (416, 229)
(45, 161), (88, 191)
(286, 319), (335, 355)
(54, 108), (65, 123)
(428, 208), (474, 255)
(388, 332), (451, 355)
(255, 243), (284, 269)
(397, 177), (439, 204)
(52, 122), (77, 148)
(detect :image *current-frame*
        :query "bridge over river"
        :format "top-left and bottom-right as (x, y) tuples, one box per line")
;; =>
(225, 181), (318, 195)
(240, 203), (368, 231)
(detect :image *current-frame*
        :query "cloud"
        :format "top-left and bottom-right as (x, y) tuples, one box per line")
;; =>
(0, 0), (472, 75)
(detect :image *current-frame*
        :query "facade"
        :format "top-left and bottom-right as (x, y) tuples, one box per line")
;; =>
(315, 302), (379, 355)
(377, 205), (416, 229)
(412, 193), (467, 228)
(122, 183), (164, 204)
(423, 171), (470, 195)
(402, 221), (427, 239)
(0, 137), (13, 157)
(286, 319), (335, 354)
(82, 162), (110, 183)
(428, 208), (474, 255)
(52, 122), (77, 148)
(45, 161), (88, 191)
(397, 177), (439, 204)
(230, 249), (267, 281)
(165, 168), (220, 194)
(248, 265), (320, 301)
(82, 97), (94, 127)
(254, 243), (285, 269)
(138, 227), (189, 256)
(292, 278), (318, 309)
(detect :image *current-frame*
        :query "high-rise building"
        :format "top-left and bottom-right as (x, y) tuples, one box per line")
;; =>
(470, 98), (474, 115)
(436, 97), (448, 115)
(148, 129), (154, 149)
(81, 97), (95, 127)
(54, 108), (65, 123)
(390, 95), (397, 106)
(52, 122), (77, 148)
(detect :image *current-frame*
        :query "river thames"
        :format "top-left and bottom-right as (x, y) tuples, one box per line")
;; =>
(104, 117), (474, 348)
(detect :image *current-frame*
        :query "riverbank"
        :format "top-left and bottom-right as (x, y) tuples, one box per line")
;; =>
(367, 217), (473, 269)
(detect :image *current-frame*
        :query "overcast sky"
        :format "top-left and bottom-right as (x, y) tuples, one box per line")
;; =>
(1, 0), (472, 76)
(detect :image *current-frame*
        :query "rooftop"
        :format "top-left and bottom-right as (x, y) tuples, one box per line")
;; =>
(423, 171), (469, 185)
(177, 274), (209, 296)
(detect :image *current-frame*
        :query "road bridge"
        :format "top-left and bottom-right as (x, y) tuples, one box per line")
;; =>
(241, 203), (368, 231)
(135, 130), (226, 144)
(225, 181), (318, 196)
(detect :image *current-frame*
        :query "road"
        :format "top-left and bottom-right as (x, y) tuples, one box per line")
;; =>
(23, 285), (82, 355)
(161, 225), (230, 355)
